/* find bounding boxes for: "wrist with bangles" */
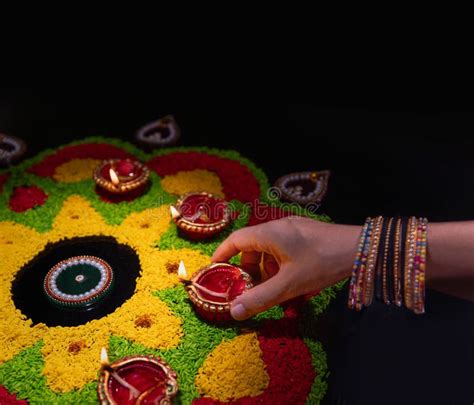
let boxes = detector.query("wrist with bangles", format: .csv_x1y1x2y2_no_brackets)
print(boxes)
348,216,428,314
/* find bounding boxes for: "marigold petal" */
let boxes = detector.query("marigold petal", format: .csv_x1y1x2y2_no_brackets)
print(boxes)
161,170,224,198
108,294,182,349
53,158,102,183
195,333,269,401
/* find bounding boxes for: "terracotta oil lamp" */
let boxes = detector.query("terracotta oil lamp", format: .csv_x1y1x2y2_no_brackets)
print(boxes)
0,133,27,166
274,170,330,205
93,158,150,196
97,348,178,405
135,115,180,148
178,261,253,322
170,192,231,240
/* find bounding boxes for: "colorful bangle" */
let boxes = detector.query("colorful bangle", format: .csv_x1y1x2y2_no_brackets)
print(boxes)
404,217,417,311
348,218,371,309
375,217,389,302
386,217,398,304
382,218,393,304
392,217,403,306
363,216,383,307
399,217,409,308
354,218,374,310
413,218,428,314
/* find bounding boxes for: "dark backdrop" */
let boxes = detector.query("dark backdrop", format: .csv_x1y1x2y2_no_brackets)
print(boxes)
1,92,473,404
3,91,474,224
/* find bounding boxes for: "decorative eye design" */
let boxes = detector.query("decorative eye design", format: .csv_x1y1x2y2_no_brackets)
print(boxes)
0,133,27,166
135,115,180,147
273,170,330,205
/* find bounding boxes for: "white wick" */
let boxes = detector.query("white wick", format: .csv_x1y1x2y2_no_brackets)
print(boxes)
178,262,230,299
100,347,140,400
186,207,205,222
190,281,230,299
109,168,120,186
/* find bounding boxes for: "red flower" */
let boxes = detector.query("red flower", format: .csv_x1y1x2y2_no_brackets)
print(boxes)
148,152,260,203
9,186,48,212
28,144,133,177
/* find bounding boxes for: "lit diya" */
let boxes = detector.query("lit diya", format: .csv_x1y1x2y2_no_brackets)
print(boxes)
98,348,178,405
0,133,27,166
178,261,253,322
43,255,114,310
93,158,150,194
135,115,180,148
170,191,231,240
274,170,330,205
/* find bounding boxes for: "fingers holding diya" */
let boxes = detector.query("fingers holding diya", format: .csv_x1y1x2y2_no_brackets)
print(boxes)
170,191,231,240
98,348,178,405
93,159,150,195
178,261,254,322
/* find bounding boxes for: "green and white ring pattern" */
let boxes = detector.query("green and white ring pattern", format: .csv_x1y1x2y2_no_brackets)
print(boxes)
43,255,114,309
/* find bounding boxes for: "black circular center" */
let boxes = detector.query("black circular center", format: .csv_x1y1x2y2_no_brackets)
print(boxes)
11,236,141,327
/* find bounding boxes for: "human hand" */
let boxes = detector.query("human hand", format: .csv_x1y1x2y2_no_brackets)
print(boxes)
212,216,361,320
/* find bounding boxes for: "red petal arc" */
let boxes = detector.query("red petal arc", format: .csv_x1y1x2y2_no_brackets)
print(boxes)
148,152,260,203
28,144,133,177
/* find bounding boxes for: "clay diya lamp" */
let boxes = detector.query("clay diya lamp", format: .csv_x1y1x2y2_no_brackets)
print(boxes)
135,115,180,148
98,348,178,405
170,192,231,240
93,158,150,196
178,261,253,322
274,170,330,205
0,133,27,166
43,255,114,310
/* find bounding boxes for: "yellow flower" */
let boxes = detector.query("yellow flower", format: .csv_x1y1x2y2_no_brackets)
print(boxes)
160,169,224,197
0,195,209,392
52,158,102,183
195,333,269,401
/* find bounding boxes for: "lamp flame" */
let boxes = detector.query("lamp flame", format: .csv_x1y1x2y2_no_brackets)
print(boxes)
100,346,140,400
178,260,187,279
170,205,181,220
177,262,231,299
100,347,109,366
109,168,120,186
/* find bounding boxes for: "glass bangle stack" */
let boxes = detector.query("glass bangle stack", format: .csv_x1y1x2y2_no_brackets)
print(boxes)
348,216,428,314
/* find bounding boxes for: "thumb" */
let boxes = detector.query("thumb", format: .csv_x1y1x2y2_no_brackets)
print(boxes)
230,271,290,320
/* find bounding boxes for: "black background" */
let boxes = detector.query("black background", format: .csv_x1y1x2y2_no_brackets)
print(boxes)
1,91,473,404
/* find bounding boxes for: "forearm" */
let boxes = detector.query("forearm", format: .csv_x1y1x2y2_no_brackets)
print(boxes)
427,222,474,300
